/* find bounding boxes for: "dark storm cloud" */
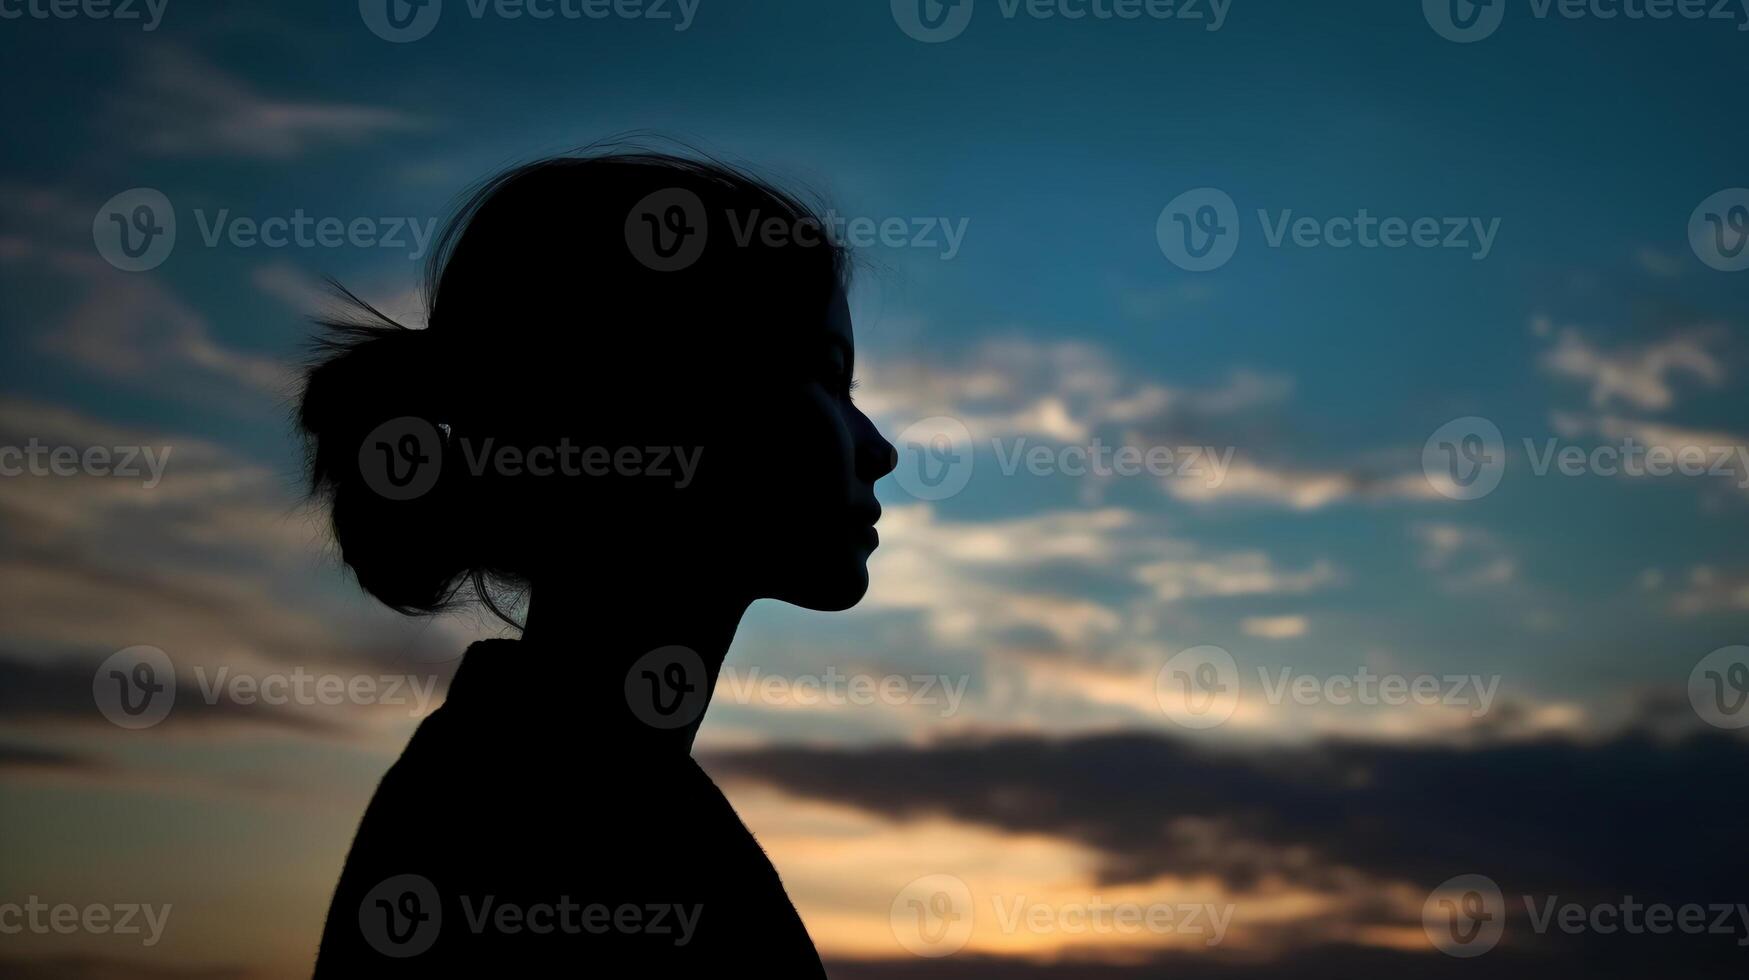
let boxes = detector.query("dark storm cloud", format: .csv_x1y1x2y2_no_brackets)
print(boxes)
709,727,1749,904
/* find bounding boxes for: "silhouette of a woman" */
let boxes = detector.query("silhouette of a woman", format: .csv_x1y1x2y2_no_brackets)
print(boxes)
301,150,895,975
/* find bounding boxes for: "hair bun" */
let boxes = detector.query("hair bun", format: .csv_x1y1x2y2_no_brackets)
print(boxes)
300,319,470,614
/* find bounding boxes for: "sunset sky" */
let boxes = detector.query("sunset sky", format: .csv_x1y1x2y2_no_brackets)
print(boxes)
3,1,1749,976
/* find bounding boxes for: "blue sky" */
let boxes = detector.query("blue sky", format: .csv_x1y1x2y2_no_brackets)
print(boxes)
3,0,1749,975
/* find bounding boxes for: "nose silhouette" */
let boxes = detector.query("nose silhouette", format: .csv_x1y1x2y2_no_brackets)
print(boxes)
859,410,898,484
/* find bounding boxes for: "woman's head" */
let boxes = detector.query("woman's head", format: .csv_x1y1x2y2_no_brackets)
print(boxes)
299,150,896,623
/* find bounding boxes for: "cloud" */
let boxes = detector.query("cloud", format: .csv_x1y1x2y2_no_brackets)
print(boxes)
1545,413,1749,499
1411,523,1516,591
1535,318,1724,412
0,399,475,698
861,339,1287,446
22,249,293,402
107,46,422,159
1161,459,1438,511
0,742,105,776
0,654,341,737
711,727,1749,904
1666,566,1749,616
1240,616,1308,640
866,504,1343,651
864,336,1443,512
864,505,1133,648
1136,554,1341,603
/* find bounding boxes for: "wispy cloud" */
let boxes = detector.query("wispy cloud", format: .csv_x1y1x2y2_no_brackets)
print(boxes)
106,45,423,159
1535,317,1724,412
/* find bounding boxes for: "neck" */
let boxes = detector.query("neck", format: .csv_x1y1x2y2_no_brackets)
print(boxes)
515,581,752,756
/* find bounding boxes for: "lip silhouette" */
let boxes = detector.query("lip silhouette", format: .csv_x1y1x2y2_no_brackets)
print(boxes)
851,505,882,547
